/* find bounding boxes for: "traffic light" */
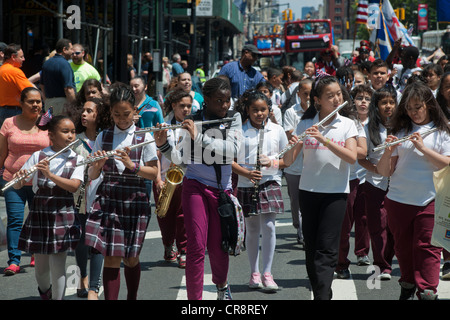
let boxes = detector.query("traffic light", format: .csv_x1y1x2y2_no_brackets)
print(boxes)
282,10,287,21
288,9,293,21
394,8,405,20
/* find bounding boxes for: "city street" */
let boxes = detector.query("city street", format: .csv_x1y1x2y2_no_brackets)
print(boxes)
2,178,450,306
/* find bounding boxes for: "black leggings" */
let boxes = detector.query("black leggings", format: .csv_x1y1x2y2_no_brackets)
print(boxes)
299,190,347,300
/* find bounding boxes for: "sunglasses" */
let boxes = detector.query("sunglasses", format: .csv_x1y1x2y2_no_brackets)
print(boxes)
72,51,83,56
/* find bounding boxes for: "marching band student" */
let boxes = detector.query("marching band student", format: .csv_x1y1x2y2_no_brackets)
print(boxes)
154,77,242,300
84,84,159,300
153,88,191,268
232,90,288,292
358,84,397,281
15,115,85,300
283,78,312,246
283,75,359,300
377,82,450,300
336,84,373,279
256,81,282,126
72,97,111,299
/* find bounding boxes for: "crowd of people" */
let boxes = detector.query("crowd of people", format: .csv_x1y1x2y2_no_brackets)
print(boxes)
0,37,450,302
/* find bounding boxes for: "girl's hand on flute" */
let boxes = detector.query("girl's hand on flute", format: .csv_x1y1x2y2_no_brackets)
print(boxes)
154,123,169,147
116,147,134,170
12,169,29,189
182,119,198,140
408,132,425,151
384,135,400,153
90,150,108,170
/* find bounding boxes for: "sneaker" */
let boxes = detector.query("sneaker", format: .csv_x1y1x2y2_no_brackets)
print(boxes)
442,262,450,280
399,282,416,300
377,272,391,281
177,250,186,269
217,284,232,300
419,289,438,300
30,255,35,267
248,272,263,289
38,286,52,300
164,245,177,262
336,269,351,279
262,272,279,292
4,264,20,276
356,255,370,266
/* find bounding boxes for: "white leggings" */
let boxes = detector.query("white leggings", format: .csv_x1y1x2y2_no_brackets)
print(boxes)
34,252,67,300
245,213,277,275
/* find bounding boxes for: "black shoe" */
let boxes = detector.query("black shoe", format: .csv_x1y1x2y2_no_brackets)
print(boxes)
399,282,416,300
336,269,350,279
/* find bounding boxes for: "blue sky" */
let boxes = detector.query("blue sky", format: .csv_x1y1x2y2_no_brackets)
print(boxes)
289,1,318,19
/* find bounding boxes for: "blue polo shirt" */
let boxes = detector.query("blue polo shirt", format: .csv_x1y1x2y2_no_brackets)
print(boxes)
218,60,265,99
41,54,76,98
138,94,164,130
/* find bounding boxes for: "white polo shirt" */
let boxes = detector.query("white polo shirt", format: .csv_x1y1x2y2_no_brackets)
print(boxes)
237,120,288,188
364,123,389,191
387,122,450,206
298,113,358,194
283,103,306,176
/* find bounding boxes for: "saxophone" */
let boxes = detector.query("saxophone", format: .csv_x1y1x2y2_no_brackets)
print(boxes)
155,164,184,218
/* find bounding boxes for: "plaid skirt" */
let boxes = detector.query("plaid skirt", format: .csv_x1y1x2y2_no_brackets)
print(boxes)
18,186,81,254
84,175,150,258
237,180,284,217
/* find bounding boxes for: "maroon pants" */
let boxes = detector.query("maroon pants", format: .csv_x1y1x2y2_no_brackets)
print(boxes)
337,179,370,270
362,182,395,274
153,183,187,253
385,198,442,296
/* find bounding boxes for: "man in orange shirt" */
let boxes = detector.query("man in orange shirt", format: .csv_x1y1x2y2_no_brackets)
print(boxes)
0,43,34,127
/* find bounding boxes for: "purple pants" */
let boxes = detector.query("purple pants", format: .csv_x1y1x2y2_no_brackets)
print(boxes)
182,178,229,300
362,182,395,274
385,198,442,296
337,179,370,270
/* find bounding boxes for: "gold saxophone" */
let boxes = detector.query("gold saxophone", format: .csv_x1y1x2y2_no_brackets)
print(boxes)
155,164,185,218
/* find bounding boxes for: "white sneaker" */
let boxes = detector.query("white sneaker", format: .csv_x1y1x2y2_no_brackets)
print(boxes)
217,284,232,300
262,272,279,292
378,272,391,280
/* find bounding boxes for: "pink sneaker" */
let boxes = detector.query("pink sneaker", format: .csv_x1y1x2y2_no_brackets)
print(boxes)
262,272,278,292
248,272,263,289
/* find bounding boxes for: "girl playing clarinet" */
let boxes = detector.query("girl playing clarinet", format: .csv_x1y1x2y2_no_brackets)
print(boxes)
84,84,158,300
377,81,450,300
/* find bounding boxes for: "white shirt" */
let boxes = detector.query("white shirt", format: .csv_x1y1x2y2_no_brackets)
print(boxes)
350,120,367,182
22,147,85,193
364,123,389,191
92,124,158,175
283,103,306,176
387,122,450,206
237,120,288,188
298,113,358,193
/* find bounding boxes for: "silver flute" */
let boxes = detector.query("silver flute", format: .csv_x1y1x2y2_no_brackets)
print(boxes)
2,139,81,192
372,127,439,152
76,139,158,167
136,117,235,133
277,101,348,158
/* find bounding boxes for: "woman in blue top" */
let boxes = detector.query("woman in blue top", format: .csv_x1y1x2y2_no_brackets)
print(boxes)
130,76,164,129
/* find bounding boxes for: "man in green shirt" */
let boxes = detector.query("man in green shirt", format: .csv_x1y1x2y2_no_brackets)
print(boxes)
70,43,101,92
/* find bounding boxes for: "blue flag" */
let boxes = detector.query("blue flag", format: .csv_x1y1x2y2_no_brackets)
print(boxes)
233,0,247,15
376,11,394,61
437,0,450,23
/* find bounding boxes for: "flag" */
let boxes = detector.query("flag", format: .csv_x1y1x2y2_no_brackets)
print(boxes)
356,0,369,24
437,0,450,23
233,0,247,15
375,11,394,61
382,0,415,46
39,107,53,126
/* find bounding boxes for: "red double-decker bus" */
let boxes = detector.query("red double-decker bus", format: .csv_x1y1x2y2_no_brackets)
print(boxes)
253,34,285,69
283,19,333,70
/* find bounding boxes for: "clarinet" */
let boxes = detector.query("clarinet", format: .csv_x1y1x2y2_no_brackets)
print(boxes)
250,121,265,215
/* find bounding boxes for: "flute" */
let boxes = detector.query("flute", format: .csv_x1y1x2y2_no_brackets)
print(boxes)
277,101,348,158
136,117,235,133
76,138,159,167
2,139,81,192
372,127,439,152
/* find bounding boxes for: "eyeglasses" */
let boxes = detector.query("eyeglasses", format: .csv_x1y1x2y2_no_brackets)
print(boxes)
72,51,82,56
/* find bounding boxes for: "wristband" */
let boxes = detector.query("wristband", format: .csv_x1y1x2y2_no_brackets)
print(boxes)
271,159,279,169
323,138,331,147
157,141,170,153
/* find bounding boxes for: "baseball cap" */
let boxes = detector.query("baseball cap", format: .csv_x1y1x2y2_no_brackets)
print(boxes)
0,42,7,53
242,44,262,56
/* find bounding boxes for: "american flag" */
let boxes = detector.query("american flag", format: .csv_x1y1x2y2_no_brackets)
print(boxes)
356,0,369,24
39,107,53,126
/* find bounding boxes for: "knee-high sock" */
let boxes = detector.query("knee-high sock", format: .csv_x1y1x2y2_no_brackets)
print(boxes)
124,263,141,300
103,267,120,300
